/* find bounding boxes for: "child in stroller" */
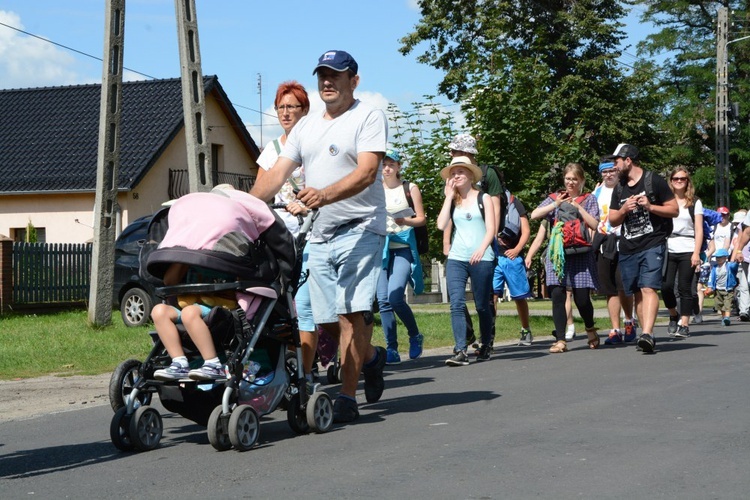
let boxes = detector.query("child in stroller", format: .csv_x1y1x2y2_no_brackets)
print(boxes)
108,186,334,452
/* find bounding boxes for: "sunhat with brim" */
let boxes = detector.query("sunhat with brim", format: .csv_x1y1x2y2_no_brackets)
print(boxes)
440,156,482,183
733,211,747,224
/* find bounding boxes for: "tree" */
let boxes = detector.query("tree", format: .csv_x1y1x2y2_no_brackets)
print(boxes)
631,0,750,208
25,219,37,243
400,0,662,205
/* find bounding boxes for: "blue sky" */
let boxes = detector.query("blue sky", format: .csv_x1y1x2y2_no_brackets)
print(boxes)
0,0,654,147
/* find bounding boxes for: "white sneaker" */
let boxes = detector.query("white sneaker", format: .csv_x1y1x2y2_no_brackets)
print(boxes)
691,314,703,324
565,324,576,341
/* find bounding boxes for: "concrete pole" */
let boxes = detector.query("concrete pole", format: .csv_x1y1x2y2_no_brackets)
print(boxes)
716,7,730,209
174,0,211,193
88,0,126,326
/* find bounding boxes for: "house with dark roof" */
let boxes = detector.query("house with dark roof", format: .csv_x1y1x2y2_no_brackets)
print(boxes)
0,76,260,243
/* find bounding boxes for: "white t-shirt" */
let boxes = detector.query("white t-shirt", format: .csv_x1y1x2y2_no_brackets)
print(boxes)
668,199,703,253
593,183,618,234
713,222,732,252
256,136,305,236
282,99,387,242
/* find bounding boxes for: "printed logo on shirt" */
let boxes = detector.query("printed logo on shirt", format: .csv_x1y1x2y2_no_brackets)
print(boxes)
620,190,654,240
328,144,339,156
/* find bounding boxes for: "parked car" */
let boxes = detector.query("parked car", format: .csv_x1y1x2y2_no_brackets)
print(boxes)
113,214,158,327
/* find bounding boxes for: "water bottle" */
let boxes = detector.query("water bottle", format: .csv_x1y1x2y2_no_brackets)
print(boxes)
242,361,261,382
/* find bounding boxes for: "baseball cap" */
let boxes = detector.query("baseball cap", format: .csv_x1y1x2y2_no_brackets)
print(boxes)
605,143,640,161
733,210,747,224
448,134,478,155
385,149,402,163
717,206,730,215
714,248,730,258
312,50,358,75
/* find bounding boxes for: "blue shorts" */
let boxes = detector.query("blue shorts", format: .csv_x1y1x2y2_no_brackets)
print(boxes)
618,244,665,296
294,243,315,332
492,255,533,300
308,227,384,324
174,303,212,324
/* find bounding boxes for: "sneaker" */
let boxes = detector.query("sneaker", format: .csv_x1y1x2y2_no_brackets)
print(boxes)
409,334,424,360
154,362,189,381
188,362,226,381
518,328,533,346
740,312,750,322
674,325,690,339
623,321,637,342
604,329,623,346
636,333,656,353
333,396,359,423
363,346,386,403
565,324,576,341
723,317,731,327
668,316,679,336
385,348,401,365
691,314,703,325
476,344,492,362
445,350,470,366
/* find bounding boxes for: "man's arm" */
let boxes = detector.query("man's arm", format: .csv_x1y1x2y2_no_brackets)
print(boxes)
249,156,299,202
296,151,383,209
733,225,750,262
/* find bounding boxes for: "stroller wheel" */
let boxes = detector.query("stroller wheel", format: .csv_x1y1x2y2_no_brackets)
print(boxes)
306,392,333,433
207,406,232,451
229,405,260,451
109,359,152,412
110,407,134,452
286,395,310,434
129,407,163,451
326,364,341,385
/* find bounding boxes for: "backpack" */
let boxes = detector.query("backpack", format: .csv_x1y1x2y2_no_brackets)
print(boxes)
402,181,429,255
479,165,509,234
688,203,723,252
613,170,656,205
498,190,523,249
549,192,593,255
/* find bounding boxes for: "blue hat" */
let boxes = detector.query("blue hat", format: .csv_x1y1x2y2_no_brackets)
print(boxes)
313,50,358,75
385,149,401,163
599,161,615,173
714,248,730,258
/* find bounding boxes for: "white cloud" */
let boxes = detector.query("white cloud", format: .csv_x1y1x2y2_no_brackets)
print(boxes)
0,10,83,89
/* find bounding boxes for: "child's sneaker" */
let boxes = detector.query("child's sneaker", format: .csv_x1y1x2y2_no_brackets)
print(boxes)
565,324,576,341
188,362,226,381
723,317,731,327
518,328,533,346
604,329,623,345
385,348,401,365
409,333,424,360
668,316,679,336
154,362,189,381
623,321,637,343
674,325,690,339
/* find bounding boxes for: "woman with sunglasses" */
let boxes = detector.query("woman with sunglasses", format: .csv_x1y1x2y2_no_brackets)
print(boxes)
661,167,703,339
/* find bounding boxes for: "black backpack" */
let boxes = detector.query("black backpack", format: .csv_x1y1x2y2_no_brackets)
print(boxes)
402,181,429,255
479,164,509,234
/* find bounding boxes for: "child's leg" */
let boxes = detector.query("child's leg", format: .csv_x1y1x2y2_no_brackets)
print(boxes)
181,305,218,361
151,303,185,360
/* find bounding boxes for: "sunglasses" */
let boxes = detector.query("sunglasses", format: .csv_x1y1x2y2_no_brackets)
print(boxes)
671,177,688,182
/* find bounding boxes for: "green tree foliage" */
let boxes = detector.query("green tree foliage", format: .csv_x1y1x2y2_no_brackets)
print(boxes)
631,0,750,208
25,219,37,243
400,0,662,206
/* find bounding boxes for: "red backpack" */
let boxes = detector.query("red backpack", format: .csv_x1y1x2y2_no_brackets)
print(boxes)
549,192,593,254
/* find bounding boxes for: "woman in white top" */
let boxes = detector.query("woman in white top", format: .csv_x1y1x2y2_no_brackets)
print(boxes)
661,166,703,338
377,149,426,364
437,156,496,366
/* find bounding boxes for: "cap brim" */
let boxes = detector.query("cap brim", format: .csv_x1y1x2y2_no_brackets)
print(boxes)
312,64,349,75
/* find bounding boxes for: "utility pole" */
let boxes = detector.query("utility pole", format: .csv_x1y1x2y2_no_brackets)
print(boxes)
716,6,730,209
174,0,211,193
257,73,263,146
88,0,125,326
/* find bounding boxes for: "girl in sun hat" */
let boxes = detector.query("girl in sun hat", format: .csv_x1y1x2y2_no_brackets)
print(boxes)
437,156,497,366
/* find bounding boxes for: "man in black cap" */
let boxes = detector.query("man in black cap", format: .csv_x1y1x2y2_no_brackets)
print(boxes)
607,143,678,353
251,50,388,423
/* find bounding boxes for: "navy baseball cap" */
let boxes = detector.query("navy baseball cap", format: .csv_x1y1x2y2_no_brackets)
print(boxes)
313,50,358,75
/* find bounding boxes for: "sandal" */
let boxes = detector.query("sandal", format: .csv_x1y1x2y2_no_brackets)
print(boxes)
549,340,568,353
586,327,600,350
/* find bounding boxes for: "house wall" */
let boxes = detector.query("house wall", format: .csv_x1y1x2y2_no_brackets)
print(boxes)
0,94,258,244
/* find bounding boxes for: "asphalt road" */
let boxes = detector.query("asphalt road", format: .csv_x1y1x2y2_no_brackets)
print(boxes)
1,313,749,499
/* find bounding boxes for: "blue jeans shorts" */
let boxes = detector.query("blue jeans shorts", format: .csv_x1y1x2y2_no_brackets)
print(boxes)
173,303,212,324
619,244,665,296
294,243,315,332
492,255,533,299
308,227,384,324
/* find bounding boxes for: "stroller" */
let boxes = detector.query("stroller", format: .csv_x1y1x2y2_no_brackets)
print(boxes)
109,189,333,452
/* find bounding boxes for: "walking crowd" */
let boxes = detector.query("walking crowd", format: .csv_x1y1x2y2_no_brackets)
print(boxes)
154,48,750,425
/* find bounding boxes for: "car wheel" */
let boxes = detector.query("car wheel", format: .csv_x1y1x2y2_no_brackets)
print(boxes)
120,287,153,327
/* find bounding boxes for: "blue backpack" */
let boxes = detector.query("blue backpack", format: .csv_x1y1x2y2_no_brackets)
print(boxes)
689,204,723,252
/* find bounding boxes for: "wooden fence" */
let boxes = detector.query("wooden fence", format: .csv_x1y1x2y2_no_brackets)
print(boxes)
12,242,92,304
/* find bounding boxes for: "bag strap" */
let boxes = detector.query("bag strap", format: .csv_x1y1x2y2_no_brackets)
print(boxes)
272,139,281,155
